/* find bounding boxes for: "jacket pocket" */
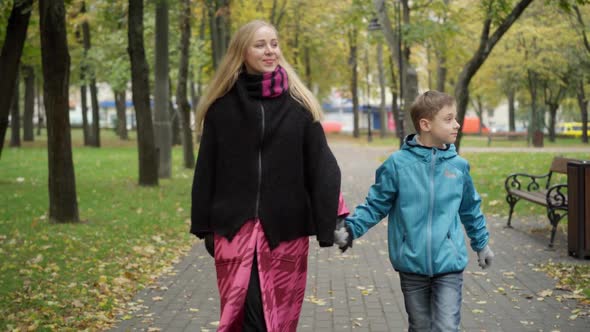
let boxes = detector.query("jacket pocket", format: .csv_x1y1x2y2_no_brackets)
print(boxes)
398,232,407,260
447,232,459,258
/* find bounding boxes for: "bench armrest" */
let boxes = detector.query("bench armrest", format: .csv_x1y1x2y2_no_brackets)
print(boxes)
546,184,568,209
504,172,550,193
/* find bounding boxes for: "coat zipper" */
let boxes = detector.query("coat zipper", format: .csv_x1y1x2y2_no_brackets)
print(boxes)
427,149,437,276
255,103,265,219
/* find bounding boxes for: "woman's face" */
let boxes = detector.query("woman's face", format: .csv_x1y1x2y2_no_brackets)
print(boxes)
244,26,281,75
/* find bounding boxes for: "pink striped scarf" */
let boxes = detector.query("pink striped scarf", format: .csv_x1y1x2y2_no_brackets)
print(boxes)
261,65,288,98
242,65,289,99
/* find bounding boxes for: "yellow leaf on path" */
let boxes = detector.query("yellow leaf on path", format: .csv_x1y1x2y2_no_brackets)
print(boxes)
152,296,163,301
209,321,220,326
472,309,484,314
189,308,199,312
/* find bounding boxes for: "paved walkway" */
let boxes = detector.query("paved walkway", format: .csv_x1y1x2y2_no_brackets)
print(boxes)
109,142,590,332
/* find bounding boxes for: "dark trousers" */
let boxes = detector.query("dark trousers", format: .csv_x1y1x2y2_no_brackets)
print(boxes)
242,253,267,331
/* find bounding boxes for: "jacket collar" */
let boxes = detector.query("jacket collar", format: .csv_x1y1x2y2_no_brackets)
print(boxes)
402,134,457,161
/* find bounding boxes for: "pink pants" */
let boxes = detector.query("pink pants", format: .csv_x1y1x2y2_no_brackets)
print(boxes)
214,220,308,332
213,194,349,331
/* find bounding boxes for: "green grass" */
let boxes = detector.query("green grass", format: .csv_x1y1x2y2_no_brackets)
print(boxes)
1,129,589,330
1,130,196,331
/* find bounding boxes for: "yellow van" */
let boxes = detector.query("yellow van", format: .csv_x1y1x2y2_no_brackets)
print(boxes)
556,122,589,137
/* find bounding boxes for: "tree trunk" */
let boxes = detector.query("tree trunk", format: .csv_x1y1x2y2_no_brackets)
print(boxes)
190,9,206,143
81,1,100,147
36,76,44,136
0,0,32,159
269,0,287,29
23,65,35,141
349,28,360,138
388,54,403,147
207,0,230,69
10,72,21,147
527,69,544,147
154,0,172,178
453,0,533,152
114,89,128,139
80,84,90,145
169,77,181,145
436,52,447,92
39,0,79,222
128,0,159,186
470,96,484,136
89,78,100,147
543,82,565,143
507,88,516,132
304,44,312,88
547,103,558,142
176,0,195,169
401,0,418,135
373,0,417,135
377,40,387,138
578,81,589,144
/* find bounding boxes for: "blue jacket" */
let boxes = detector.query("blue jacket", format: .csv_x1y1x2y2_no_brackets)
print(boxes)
346,134,489,276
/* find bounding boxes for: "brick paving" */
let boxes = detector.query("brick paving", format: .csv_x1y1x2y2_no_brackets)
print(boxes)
109,142,590,332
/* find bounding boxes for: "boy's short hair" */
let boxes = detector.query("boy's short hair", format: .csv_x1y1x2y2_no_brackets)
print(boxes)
410,90,455,133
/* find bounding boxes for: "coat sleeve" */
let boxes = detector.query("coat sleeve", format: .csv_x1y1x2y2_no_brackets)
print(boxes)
459,162,489,252
190,112,217,239
345,158,397,239
304,120,341,247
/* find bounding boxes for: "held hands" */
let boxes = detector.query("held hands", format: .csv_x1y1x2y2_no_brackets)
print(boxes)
334,217,353,253
477,245,494,269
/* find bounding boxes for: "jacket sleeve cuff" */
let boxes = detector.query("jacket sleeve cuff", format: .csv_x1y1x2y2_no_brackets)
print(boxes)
318,240,334,247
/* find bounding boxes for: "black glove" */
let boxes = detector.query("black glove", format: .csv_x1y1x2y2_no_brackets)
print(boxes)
204,233,214,258
334,217,353,253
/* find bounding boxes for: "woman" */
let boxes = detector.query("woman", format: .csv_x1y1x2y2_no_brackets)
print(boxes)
190,20,348,331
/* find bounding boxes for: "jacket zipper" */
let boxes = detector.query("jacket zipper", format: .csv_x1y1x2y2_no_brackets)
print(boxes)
427,149,437,276
255,103,265,219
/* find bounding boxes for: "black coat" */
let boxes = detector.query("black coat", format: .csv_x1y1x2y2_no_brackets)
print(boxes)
190,77,341,249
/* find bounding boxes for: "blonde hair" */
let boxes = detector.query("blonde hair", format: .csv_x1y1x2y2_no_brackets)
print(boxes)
195,20,323,130
410,90,455,133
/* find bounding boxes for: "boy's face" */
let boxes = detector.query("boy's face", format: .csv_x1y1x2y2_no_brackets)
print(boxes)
420,104,460,147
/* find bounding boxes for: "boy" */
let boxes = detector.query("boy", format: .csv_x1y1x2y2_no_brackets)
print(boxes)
335,90,494,332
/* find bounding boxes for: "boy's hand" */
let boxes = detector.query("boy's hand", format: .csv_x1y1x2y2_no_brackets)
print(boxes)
477,245,494,269
334,218,353,253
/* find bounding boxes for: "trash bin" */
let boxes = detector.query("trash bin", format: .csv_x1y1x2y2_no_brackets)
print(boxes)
532,130,544,147
567,160,590,259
